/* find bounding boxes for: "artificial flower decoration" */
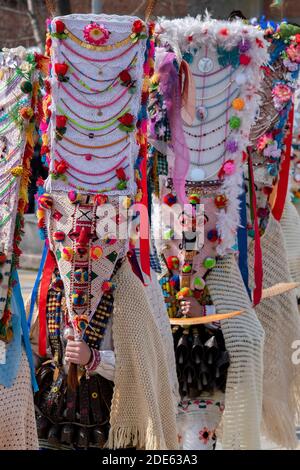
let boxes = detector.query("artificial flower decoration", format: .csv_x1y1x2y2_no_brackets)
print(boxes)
286,43,300,64
232,97,245,111
53,159,68,176
199,428,212,445
272,83,292,110
166,255,180,271
116,167,128,190
56,115,68,129
119,69,132,84
238,39,251,52
19,106,33,120
218,159,236,179
54,62,69,82
176,287,193,300
83,22,110,46
257,132,273,151
118,112,135,132
94,194,108,206
52,20,67,39
131,19,147,43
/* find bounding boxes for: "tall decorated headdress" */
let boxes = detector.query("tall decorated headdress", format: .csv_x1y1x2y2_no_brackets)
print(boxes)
37,14,154,354
0,47,38,343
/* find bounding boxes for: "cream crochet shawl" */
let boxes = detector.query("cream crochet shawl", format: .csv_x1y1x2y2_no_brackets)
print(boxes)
109,260,179,450
248,214,300,448
280,199,300,296
206,255,265,450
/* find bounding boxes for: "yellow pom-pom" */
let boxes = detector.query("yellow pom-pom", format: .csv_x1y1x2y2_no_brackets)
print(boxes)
122,196,133,209
90,245,103,261
61,247,74,261
151,72,159,84
11,166,23,176
135,189,143,202
232,97,245,111
42,134,49,145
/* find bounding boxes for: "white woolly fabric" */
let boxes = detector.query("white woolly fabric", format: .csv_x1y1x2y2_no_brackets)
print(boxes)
248,214,300,448
144,271,180,411
47,14,147,196
280,198,300,295
109,260,179,450
156,16,269,255
206,255,265,450
0,350,39,450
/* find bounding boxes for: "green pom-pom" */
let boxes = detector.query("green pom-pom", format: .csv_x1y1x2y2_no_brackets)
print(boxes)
20,80,32,93
229,116,241,129
203,257,216,270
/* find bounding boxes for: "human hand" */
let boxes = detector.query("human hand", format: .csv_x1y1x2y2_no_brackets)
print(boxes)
180,296,201,317
65,336,92,366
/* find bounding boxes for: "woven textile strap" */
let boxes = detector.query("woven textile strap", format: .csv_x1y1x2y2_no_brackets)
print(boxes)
38,250,57,356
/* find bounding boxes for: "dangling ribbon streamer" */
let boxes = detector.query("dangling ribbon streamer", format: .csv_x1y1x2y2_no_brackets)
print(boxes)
12,270,38,392
38,249,56,356
248,154,263,306
159,52,190,205
237,177,251,299
27,242,48,330
271,105,294,221
179,59,196,126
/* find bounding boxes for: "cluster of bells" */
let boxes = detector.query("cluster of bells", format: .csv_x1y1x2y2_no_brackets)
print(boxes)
173,325,230,398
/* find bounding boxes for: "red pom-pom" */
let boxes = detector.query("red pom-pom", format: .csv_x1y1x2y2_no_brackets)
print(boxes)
166,256,180,271
163,193,177,206
240,54,251,65
132,19,144,34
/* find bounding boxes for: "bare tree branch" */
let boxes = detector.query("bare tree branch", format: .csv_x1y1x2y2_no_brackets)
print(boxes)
0,6,26,15
130,0,147,16
26,0,43,50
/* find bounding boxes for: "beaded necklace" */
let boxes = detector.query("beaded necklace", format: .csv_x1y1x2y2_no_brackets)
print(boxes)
196,79,235,100
0,214,11,227
60,96,131,122
57,140,130,160
61,83,128,109
197,87,239,108
67,121,119,138
57,104,129,131
62,39,137,64
55,149,128,176
193,64,230,78
61,50,137,84
0,71,19,91
68,80,114,96
64,26,132,51
65,163,129,186
0,120,14,135
68,179,126,194
190,150,227,167
195,70,233,90
184,121,229,138
188,134,230,152
186,103,234,128
58,133,128,149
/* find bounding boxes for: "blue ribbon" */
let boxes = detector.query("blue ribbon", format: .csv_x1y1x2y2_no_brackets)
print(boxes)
12,270,38,392
237,182,251,299
27,242,48,330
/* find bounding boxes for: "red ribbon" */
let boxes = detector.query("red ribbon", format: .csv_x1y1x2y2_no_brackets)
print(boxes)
248,155,263,306
272,105,294,221
38,249,56,356
140,145,151,280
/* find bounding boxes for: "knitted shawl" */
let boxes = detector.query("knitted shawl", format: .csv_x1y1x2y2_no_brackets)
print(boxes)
280,199,300,296
206,255,265,450
109,260,179,450
248,214,300,448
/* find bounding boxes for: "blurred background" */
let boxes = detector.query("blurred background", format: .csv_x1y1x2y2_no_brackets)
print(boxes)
0,0,299,50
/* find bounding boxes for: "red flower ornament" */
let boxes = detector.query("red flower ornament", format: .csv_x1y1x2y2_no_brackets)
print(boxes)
55,20,65,34
54,160,68,175
240,54,251,65
56,115,68,128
